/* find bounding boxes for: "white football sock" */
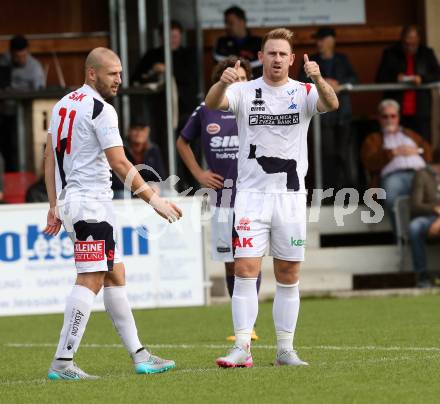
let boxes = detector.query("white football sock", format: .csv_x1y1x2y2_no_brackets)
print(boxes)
103,286,143,355
273,281,300,352
54,285,95,359
232,276,258,348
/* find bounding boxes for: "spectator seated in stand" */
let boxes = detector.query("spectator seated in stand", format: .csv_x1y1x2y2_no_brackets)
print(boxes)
361,99,431,233
409,148,440,288
0,34,45,91
112,118,166,199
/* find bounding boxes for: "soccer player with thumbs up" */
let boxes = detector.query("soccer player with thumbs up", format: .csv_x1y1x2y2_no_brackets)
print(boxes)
206,28,339,368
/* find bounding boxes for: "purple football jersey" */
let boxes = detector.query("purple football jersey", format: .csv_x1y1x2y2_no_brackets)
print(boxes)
181,103,238,207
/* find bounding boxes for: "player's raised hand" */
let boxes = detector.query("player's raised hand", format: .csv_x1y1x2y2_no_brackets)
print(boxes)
149,194,183,223
220,60,241,85
303,54,321,82
43,207,62,236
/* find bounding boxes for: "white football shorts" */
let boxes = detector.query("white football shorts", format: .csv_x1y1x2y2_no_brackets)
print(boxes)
210,206,234,263
57,197,122,273
233,191,307,261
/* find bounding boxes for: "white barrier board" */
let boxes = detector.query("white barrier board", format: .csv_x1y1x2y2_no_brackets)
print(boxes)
0,198,204,316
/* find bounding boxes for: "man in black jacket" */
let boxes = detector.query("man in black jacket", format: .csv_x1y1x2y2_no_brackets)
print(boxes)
131,20,199,192
299,27,358,189
214,6,262,77
131,20,198,130
376,25,440,142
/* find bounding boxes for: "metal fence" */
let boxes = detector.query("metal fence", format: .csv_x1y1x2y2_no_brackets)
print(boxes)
312,81,440,190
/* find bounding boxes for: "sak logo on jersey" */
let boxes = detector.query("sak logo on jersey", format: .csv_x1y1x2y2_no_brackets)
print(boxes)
249,113,299,126
69,92,86,102
206,123,221,135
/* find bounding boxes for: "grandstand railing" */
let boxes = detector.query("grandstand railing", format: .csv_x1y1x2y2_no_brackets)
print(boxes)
312,81,440,191
2,81,440,186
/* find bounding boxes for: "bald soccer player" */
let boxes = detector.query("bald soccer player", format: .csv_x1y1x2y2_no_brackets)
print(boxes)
44,47,182,380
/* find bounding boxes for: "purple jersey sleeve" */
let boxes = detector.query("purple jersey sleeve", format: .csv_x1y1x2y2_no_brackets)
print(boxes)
181,103,203,141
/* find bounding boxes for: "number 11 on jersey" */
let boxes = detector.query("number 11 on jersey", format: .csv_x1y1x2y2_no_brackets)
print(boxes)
57,107,77,154
55,107,77,189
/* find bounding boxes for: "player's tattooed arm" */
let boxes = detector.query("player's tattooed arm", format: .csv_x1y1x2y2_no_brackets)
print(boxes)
303,54,339,112
314,76,339,112
205,60,241,110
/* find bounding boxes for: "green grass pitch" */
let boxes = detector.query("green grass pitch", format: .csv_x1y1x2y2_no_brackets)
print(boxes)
1,294,440,403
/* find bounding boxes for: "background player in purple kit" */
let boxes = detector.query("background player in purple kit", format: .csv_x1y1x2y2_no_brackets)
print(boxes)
177,56,261,341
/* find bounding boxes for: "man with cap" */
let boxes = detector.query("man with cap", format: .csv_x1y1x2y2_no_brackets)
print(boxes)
299,27,358,190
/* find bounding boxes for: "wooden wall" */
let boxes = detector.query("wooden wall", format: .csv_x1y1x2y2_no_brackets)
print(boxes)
202,0,426,117
0,0,109,86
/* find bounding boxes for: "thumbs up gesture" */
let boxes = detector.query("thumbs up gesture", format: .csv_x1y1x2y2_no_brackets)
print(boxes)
220,59,241,85
303,54,321,82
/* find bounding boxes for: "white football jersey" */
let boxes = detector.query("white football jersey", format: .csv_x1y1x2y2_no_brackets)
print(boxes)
48,84,123,200
226,77,320,193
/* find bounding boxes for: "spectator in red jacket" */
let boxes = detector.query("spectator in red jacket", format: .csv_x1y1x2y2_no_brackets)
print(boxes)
376,25,440,141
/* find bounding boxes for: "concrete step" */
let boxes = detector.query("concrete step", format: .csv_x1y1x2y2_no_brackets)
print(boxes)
311,205,392,235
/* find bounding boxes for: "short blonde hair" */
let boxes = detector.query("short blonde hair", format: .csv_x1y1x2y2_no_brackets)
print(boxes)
261,28,294,52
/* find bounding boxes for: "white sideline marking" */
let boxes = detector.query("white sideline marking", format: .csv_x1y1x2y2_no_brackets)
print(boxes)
5,342,440,352
2,355,440,387
0,366,277,386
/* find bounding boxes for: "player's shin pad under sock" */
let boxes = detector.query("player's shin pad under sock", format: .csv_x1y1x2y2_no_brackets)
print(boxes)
54,285,95,359
232,276,259,347
104,286,143,354
273,281,300,351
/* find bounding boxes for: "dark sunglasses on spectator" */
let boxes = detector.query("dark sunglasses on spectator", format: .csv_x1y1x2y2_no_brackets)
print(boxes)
381,114,398,119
